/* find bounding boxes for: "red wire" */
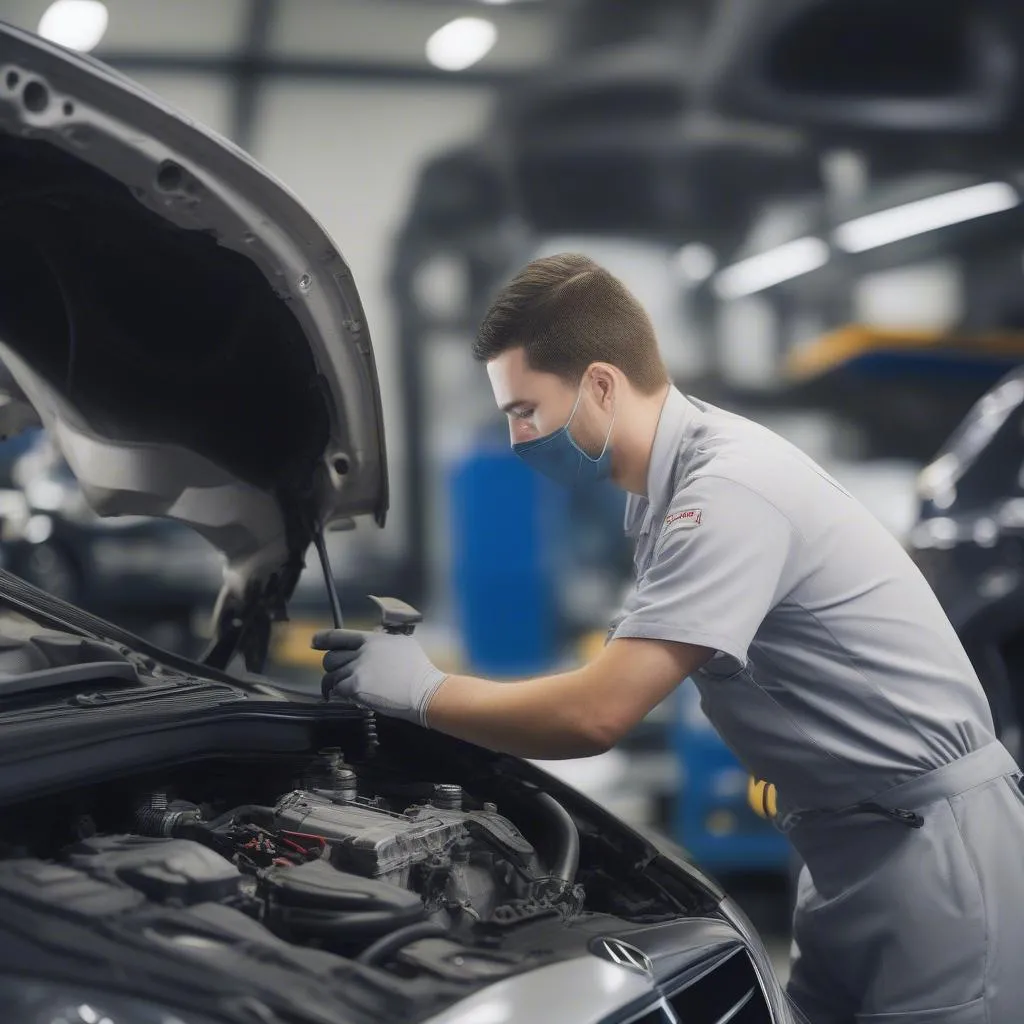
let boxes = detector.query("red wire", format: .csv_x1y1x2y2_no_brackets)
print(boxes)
280,830,327,848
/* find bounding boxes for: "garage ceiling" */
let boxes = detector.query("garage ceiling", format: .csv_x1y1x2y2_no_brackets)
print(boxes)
0,0,555,76
0,0,555,147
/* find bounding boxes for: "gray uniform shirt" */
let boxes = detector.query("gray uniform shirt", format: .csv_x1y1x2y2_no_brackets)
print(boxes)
610,387,996,815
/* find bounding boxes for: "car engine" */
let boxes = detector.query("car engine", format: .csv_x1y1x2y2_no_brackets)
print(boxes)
0,734,758,1024
0,747,588,964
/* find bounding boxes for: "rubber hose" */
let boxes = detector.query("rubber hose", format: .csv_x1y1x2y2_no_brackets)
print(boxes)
533,792,580,885
201,805,276,830
355,922,448,966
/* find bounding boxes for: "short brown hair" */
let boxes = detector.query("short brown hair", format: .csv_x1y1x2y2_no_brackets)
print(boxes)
473,253,669,394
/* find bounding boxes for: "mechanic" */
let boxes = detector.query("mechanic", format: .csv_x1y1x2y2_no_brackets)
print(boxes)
314,253,1024,1023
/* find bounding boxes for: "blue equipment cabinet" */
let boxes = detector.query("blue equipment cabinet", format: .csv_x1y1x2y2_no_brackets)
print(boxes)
448,441,569,676
671,682,790,873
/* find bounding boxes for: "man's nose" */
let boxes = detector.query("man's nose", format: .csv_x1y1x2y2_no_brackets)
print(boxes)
510,420,537,444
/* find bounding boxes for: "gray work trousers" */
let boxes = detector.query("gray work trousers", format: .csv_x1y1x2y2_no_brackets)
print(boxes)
786,740,1024,1023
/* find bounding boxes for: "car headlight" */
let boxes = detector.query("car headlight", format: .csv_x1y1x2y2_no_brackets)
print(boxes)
0,975,221,1024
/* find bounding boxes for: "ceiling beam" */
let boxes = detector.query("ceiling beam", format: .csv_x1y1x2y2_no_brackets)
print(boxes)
100,52,523,88
232,0,277,149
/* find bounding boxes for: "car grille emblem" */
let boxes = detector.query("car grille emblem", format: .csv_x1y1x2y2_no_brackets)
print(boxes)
595,938,654,976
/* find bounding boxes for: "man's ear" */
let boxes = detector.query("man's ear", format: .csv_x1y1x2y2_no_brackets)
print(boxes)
588,363,618,410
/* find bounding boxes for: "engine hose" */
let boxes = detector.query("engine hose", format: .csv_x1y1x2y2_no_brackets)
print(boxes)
533,792,580,885
201,805,276,830
355,922,449,966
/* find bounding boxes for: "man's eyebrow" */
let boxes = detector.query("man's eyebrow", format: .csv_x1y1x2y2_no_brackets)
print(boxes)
500,399,531,414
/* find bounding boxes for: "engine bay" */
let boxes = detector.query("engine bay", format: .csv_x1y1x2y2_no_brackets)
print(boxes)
0,744,694,992
111,747,587,950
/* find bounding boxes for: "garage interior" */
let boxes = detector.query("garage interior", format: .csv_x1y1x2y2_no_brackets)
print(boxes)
2,0,1024,1000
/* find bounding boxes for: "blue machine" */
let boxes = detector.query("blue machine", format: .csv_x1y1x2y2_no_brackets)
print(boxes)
448,440,569,676
448,427,629,676
670,682,790,873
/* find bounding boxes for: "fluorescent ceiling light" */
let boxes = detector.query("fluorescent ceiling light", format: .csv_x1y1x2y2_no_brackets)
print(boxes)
833,181,1019,254
38,0,109,53
426,17,497,72
713,236,829,300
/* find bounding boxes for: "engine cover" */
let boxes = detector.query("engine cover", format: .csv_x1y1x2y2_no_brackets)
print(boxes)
67,835,239,904
262,858,425,948
272,790,539,889
274,790,463,884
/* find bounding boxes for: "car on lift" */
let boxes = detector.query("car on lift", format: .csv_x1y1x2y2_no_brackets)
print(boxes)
0,20,795,1024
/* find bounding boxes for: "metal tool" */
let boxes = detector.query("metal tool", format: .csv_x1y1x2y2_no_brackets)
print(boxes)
313,525,344,630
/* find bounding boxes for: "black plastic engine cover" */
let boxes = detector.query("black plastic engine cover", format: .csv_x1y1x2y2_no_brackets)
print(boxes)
263,858,422,913
68,835,240,904
262,859,425,946
0,858,144,917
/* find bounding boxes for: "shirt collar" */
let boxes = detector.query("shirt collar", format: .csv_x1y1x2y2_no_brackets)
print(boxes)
624,386,695,535
645,386,693,511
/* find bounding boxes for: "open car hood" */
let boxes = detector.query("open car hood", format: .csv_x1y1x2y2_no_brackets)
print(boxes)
0,23,388,669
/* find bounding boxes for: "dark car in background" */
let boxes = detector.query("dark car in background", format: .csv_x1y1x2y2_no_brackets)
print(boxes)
0,428,222,652
910,367,1024,761
0,20,795,1024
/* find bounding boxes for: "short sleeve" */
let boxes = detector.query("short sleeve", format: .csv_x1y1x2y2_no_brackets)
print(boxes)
610,476,795,667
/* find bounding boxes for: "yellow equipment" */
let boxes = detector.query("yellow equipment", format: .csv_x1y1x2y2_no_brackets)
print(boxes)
747,776,777,820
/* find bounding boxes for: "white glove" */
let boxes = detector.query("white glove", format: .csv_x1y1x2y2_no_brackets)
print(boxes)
312,628,448,727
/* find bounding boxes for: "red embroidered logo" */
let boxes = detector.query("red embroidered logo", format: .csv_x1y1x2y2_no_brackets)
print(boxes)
665,508,702,529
